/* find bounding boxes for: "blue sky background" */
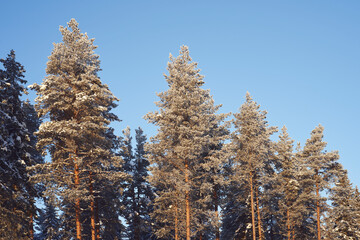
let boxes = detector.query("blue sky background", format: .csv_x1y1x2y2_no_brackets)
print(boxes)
1,1,359,187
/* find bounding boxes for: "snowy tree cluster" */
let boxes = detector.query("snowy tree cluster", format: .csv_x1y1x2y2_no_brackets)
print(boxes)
1,19,359,240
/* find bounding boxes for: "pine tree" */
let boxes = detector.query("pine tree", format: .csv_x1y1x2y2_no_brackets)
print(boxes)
122,127,155,240
145,46,228,240
301,125,339,240
325,166,360,239
0,50,41,239
29,19,126,240
227,93,277,240
287,142,316,240
276,126,298,240
221,156,252,240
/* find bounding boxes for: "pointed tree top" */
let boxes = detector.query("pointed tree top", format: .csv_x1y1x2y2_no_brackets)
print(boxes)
178,45,191,62
68,18,79,31
281,125,288,133
245,91,252,102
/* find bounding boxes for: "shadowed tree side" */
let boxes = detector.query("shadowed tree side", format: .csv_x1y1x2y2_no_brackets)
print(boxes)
122,127,156,240
0,51,42,239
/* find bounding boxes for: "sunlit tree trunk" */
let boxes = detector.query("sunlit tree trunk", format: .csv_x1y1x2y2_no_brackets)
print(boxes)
214,187,220,240
316,181,321,240
89,172,96,240
74,161,82,240
256,188,262,240
185,161,191,240
175,203,179,240
95,198,100,239
287,209,291,240
249,174,256,240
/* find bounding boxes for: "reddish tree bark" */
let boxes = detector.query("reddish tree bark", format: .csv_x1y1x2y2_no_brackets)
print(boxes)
256,188,262,240
316,182,321,240
249,174,256,240
185,162,191,240
89,172,96,240
74,162,82,240
175,203,179,240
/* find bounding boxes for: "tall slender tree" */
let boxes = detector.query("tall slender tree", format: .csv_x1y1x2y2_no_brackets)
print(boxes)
145,46,227,240
276,126,299,240
0,50,41,239
301,125,339,240
30,19,126,239
227,92,277,240
122,127,155,240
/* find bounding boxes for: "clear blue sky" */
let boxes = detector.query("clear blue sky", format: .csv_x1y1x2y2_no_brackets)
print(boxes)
1,1,359,187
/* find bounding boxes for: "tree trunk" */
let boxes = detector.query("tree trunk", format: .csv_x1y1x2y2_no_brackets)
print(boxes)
74,162,82,240
249,174,256,240
89,172,96,240
316,182,321,240
214,186,220,240
287,209,291,240
175,203,179,240
29,210,34,240
95,198,100,239
256,188,262,240
185,162,191,240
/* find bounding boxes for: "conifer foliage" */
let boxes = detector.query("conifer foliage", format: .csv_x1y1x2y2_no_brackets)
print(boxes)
301,125,340,240
145,46,228,240
122,127,155,240
225,93,277,240
0,50,42,239
326,167,360,239
30,19,126,240
2,18,360,240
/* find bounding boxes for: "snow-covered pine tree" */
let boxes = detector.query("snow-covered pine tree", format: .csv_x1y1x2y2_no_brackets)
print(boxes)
192,113,229,240
30,19,126,240
325,166,360,239
227,93,277,240
0,50,42,239
221,156,253,240
145,46,228,240
276,126,299,240
301,125,339,240
122,127,155,240
287,142,316,239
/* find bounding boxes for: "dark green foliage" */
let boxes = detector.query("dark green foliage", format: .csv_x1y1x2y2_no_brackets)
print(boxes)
0,50,42,239
122,127,155,240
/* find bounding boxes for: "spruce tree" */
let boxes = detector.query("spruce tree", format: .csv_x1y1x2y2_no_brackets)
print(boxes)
0,50,41,239
122,127,155,240
145,46,228,240
227,93,277,240
30,19,126,240
35,198,61,240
